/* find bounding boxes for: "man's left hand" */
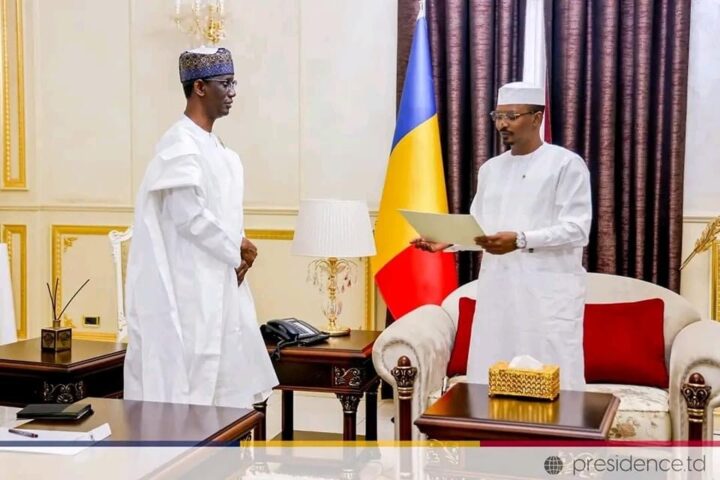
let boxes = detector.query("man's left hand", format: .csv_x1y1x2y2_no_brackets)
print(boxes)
235,260,250,286
475,231,518,255
241,237,258,267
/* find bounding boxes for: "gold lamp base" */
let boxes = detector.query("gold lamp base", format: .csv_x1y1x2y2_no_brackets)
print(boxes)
307,256,356,338
323,324,351,337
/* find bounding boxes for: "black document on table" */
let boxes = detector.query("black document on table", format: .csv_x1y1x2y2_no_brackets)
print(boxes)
16,403,93,421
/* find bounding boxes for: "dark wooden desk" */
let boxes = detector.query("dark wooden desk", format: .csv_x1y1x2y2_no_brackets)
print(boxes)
0,338,126,406
23,396,264,443
1,397,264,480
265,330,381,441
415,383,619,441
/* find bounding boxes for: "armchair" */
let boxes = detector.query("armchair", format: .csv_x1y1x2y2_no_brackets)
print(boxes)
373,272,719,441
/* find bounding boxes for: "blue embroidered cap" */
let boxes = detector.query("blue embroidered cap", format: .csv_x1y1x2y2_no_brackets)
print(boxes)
179,47,234,83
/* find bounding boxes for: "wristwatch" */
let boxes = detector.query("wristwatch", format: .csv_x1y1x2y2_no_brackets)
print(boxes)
515,231,527,249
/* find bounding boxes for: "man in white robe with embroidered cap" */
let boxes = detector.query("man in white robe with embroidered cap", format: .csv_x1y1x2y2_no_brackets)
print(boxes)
412,82,592,389
124,47,278,407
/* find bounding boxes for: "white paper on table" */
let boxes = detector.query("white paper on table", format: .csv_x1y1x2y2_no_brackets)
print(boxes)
0,423,111,455
0,406,21,427
399,209,485,250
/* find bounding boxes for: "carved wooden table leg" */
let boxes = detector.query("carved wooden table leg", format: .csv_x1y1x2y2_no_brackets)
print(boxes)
365,379,380,441
252,399,268,441
42,380,85,403
281,390,294,440
337,393,361,441
391,356,417,441
682,372,711,441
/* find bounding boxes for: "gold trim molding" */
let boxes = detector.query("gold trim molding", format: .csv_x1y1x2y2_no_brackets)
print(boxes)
246,229,294,242
246,229,376,331
51,225,127,329
712,241,719,321
72,331,118,342
1,223,26,338
1,0,26,190
0,204,135,213
684,215,720,224
0,204,380,217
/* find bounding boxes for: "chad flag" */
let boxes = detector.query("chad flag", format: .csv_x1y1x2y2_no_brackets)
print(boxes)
372,12,458,320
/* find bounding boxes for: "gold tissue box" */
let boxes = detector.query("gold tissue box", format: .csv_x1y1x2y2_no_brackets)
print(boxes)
488,361,560,400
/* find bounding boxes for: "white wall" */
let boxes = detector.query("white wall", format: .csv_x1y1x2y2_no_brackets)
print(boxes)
0,0,397,339
680,0,720,318
683,0,720,217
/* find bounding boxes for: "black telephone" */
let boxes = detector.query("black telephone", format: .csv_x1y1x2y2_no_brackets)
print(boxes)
261,318,329,348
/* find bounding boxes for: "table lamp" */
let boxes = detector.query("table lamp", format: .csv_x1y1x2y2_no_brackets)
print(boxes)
291,199,376,336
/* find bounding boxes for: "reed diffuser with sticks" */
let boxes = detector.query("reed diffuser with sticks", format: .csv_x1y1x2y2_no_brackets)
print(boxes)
41,278,90,352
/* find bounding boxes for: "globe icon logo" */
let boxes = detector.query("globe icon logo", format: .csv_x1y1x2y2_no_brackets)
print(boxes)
544,456,564,475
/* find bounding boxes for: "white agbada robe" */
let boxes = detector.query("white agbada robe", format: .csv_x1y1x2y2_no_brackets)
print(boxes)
124,115,278,407
466,142,592,390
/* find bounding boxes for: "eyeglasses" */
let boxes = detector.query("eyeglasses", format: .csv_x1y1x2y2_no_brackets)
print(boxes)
489,111,537,122
203,79,238,91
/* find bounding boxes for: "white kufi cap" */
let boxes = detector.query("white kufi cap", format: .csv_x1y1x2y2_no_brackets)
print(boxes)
497,81,545,106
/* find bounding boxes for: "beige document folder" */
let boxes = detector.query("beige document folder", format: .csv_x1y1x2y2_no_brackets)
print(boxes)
399,209,485,250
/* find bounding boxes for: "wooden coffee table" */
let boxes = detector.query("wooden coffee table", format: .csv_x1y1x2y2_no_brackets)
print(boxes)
415,382,619,441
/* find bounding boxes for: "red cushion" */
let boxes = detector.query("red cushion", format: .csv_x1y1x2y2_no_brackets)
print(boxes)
583,298,668,388
446,297,476,377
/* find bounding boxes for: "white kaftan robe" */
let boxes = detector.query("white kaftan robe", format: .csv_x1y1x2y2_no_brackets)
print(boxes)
124,115,278,407
466,143,592,390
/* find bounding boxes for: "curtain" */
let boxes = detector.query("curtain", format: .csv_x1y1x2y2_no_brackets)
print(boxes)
397,0,526,284
398,0,690,291
547,0,691,291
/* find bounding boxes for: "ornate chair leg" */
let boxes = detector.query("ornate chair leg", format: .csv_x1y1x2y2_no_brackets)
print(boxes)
391,356,417,441
681,372,711,441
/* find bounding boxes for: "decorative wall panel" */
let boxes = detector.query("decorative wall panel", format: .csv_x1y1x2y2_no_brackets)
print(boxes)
1,223,26,338
1,0,26,189
51,225,127,341
712,241,719,321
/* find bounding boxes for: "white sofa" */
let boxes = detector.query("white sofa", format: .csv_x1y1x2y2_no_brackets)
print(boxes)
373,272,720,441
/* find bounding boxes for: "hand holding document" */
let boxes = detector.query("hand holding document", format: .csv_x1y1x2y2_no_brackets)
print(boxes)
400,209,485,251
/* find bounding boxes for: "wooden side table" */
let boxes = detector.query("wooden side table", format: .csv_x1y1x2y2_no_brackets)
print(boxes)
265,330,382,441
0,338,126,406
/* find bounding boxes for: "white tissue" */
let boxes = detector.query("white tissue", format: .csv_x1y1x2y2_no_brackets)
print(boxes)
508,355,543,370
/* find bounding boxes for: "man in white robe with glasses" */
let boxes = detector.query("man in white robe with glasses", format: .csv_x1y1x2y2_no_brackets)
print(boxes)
124,47,278,407
412,82,592,389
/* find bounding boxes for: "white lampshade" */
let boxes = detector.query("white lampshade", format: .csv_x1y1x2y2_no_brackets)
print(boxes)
292,199,376,258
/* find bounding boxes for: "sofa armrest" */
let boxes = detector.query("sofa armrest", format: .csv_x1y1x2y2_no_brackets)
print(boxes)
372,304,456,440
669,320,720,440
